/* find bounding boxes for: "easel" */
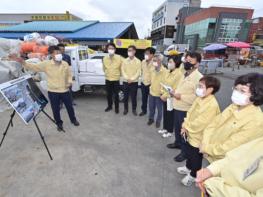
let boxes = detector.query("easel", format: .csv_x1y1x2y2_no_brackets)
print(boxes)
0,108,63,160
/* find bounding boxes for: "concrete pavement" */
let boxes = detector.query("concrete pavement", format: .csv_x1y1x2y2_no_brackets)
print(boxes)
0,67,262,197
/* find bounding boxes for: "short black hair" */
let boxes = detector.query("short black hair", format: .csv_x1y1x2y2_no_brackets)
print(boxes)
145,47,156,55
57,43,65,48
234,73,263,106
128,45,136,51
106,43,116,49
168,55,182,68
188,52,202,63
200,76,221,94
48,45,60,54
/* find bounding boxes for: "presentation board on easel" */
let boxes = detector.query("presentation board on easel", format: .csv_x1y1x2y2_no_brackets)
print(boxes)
0,75,54,160
0,75,48,124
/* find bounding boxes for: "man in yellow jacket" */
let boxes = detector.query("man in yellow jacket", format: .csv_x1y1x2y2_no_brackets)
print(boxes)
177,76,221,186
121,45,141,116
12,46,79,131
139,47,155,116
147,54,166,128
168,52,203,163
196,136,263,197
103,43,123,114
200,73,263,163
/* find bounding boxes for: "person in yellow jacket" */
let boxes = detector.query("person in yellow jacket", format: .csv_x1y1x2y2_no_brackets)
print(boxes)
121,45,141,116
103,43,123,114
11,46,79,131
139,47,155,116
196,136,263,197
177,76,221,186
147,54,166,128
167,52,203,163
200,73,263,163
158,55,184,138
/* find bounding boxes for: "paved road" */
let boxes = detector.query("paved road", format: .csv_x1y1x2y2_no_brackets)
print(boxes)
0,68,261,197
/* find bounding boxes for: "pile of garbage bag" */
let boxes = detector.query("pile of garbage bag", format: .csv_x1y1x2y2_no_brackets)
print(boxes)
0,32,59,112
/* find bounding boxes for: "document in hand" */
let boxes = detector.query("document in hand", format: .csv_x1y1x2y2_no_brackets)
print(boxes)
160,83,173,93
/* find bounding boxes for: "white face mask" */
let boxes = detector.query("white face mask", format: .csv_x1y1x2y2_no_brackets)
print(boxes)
196,88,205,98
153,62,158,67
167,63,175,70
181,56,186,63
128,51,134,57
153,62,160,72
54,54,62,62
144,54,149,61
231,90,249,106
108,49,115,55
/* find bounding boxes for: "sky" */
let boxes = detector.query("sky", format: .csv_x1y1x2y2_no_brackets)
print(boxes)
0,0,262,38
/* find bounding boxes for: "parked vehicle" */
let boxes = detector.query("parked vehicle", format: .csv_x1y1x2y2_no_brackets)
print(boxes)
65,46,106,92
65,46,125,100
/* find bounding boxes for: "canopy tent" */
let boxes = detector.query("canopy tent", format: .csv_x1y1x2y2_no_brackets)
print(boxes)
203,43,227,51
226,41,251,48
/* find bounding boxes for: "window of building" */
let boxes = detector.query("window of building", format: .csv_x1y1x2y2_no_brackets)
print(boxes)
163,18,165,25
218,17,243,42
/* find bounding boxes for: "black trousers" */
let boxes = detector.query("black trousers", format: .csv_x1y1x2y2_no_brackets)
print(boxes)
106,80,120,110
162,102,174,133
174,109,187,154
48,91,76,126
185,142,203,177
123,82,138,111
141,83,150,113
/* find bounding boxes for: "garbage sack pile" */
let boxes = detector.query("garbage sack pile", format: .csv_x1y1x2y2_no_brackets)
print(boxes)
0,38,22,58
0,32,59,112
20,33,59,61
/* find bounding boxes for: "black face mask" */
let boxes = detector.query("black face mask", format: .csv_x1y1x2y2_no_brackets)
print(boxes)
184,62,195,71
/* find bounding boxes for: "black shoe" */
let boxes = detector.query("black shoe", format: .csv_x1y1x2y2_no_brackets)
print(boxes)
147,119,154,126
105,107,112,112
132,110,137,116
156,122,161,128
57,125,63,132
167,143,181,149
174,153,186,162
123,109,128,115
139,112,146,116
115,108,119,114
72,120,80,126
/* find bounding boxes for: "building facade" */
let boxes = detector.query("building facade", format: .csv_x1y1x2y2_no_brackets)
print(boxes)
248,17,263,45
150,0,201,48
182,7,253,50
0,11,82,28
175,6,202,44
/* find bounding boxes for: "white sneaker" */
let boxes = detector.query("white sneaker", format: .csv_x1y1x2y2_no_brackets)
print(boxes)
158,129,167,134
181,174,195,187
177,166,191,175
162,132,173,138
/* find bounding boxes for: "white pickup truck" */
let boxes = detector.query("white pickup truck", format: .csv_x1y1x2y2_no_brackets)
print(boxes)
65,46,107,93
